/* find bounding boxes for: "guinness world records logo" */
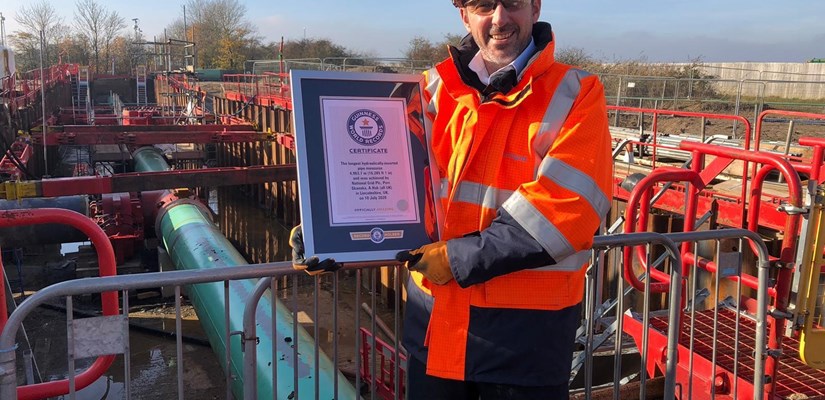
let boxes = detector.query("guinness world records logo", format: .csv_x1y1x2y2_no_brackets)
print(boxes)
347,109,385,146
369,227,385,244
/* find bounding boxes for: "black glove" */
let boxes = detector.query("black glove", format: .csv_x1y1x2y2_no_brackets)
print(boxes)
289,225,342,275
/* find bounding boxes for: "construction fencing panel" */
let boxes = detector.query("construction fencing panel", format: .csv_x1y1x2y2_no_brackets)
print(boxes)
253,58,430,76
601,73,825,142
1,230,769,399
580,229,770,400
0,261,400,400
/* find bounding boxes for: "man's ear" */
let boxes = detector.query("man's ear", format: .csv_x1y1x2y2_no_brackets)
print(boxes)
532,0,542,23
459,8,471,32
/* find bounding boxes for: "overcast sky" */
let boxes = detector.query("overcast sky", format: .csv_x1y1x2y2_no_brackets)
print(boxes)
2,0,823,62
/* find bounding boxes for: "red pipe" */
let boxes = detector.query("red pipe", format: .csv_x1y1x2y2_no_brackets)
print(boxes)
623,168,706,293
682,252,777,298
754,111,825,198
756,111,825,159
681,142,803,265
799,136,825,183
680,141,802,394
0,208,118,400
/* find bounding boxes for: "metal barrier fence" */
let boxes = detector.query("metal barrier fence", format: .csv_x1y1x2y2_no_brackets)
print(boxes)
250,58,431,76
0,229,770,399
600,74,825,140
586,229,770,399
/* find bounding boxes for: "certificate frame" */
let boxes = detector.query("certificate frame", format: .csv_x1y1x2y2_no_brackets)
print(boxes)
291,70,440,262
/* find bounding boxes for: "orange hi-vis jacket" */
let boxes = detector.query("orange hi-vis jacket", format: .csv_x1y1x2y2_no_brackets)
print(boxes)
404,23,613,386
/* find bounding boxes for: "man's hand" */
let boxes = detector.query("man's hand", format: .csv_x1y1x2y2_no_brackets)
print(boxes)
289,225,342,275
395,241,453,285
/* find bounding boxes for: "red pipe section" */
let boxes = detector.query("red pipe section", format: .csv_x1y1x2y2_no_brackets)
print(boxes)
0,208,118,400
755,110,825,160
623,168,705,293
681,141,802,390
681,252,777,298
681,141,802,269
799,136,825,183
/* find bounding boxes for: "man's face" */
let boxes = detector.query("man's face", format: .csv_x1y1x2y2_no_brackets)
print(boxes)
460,0,541,72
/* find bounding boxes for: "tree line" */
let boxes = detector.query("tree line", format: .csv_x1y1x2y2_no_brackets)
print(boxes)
6,0,466,76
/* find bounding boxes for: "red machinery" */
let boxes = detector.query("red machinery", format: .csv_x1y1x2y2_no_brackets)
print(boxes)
615,106,825,399
0,141,32,181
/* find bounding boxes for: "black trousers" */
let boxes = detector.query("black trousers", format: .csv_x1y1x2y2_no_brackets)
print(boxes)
406,356,570,400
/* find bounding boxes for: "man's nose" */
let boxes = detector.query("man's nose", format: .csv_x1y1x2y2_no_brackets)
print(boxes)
490,2,510,23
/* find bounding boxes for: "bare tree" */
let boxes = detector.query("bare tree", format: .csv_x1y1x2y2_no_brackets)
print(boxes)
404,33,464,67
74,0,124,74
556,46,599,69
282,38,353,60
102,12,126,74
126,19,147,75
13,0,65,66
404,37,438,65
165,0,253,69
7,32,39,71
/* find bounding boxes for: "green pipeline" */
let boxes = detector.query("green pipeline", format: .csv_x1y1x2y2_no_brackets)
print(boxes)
136,146,357,399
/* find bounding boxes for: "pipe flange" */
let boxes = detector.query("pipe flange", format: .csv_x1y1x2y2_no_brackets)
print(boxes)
153,197,214,241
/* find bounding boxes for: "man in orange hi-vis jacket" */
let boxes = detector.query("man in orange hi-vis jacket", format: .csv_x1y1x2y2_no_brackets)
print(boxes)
394,0,613,398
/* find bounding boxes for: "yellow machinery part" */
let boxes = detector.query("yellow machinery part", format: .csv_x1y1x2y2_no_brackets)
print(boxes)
0,181,39,200
798,197,825,369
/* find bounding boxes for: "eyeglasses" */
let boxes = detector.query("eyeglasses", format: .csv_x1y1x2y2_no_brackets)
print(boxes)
459,0,531,16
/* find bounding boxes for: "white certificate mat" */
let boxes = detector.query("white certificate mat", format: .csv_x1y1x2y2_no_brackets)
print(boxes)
320,97,420,226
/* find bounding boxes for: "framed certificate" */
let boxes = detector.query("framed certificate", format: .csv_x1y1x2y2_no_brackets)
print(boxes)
291,70,439,262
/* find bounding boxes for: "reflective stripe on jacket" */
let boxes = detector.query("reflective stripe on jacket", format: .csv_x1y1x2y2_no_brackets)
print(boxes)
408,22,614,384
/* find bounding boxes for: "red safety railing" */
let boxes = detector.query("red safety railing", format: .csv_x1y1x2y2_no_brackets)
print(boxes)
622,168,705,294
622,140,804,392
682,142,802,296
222,73,259,100
755,110,825,161
799,136,825,183
359,327,406,400
222,73,292,109
758,111,825,182
3,64,75,111
609,106,756,225
623,142,802,291
0,208,118,400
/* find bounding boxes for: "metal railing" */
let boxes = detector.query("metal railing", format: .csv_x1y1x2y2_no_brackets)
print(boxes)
1,219,773,400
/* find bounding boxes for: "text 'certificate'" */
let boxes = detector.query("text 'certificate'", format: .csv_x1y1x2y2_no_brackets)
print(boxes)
320,97,420,226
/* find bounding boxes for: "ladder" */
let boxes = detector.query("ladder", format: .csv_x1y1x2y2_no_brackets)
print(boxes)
136,65,147,105
76,67,89,109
